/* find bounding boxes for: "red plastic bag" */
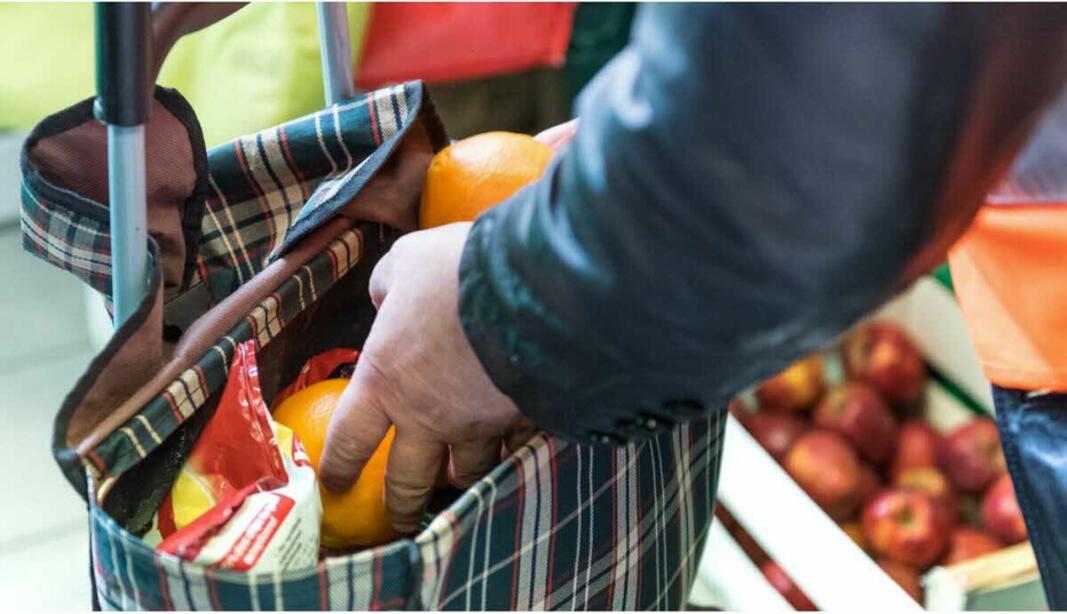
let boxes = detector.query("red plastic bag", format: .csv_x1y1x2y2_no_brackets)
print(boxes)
145,341,321,572
355,3,576,89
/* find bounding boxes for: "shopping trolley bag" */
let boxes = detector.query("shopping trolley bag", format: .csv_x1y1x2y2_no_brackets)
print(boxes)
19,78,724,610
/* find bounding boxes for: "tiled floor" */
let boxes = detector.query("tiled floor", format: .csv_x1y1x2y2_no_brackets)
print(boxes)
0,227,96,609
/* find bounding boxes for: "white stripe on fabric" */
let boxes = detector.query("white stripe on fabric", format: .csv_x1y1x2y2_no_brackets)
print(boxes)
135,415,163,445
120,426,147,458
514,445,537,610
611,446,628,611
314,112,339,175
626,443,639,611
584,448,595,609
352,555,373,610
418,512,456,608
273,570,284,609
530,440,553,610
158,555,190,610
301,265,318,303
464,487,485,611
262,127,304,217
180,562,213,609
246,570,259,610
375,87,400,141
395,85,409,125
240,136,292,243
331,105,354,172
570,446,582,610
480,475,499,611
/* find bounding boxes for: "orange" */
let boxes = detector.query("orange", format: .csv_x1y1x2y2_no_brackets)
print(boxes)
419,131,554,229
272,379,398,548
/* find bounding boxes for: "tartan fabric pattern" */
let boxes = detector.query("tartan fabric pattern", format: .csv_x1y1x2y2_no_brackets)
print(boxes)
196,84,419,303
25,80,724,610
85,229,363,482
20,171,115,295
88,418,723,610
20,83,424,305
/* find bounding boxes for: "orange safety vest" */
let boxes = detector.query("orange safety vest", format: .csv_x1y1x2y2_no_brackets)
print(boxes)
950,203,1067,390
949,97,1067,391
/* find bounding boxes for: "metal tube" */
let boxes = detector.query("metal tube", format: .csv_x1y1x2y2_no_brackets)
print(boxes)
108,125,149,325
317,3,355,106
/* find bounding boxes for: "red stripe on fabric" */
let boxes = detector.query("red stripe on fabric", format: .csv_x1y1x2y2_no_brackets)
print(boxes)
162,391,184,423
86,450,109,475
435,510,462,609
377,597,407,609
370,552,383,609
279,126,310,202
325,242,341,281
205,566,221,610
192,364,210,404
318,561,329,609
232,139,278,248
156,556,174,609
510,454,525,611
367,92,382,146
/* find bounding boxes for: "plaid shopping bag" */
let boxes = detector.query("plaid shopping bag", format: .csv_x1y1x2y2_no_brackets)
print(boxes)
20,80,725,610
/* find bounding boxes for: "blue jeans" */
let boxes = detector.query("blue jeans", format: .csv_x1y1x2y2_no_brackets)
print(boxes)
993,385,1067,608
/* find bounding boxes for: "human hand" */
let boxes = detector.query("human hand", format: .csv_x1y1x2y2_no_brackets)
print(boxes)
318,223,535,533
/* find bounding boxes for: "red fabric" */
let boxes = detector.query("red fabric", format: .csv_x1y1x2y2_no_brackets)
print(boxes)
355,3,576,89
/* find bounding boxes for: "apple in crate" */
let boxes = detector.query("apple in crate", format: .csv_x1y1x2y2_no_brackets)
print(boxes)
744,412,808,462
785,431,861,521
942,528,1003,565
760,560,816,610
877,559,924,603
894,467,958,527
813,382,898,465
841,521,869,551
857,463,882,509
755,355,824,414
843,322,926,407
983,473,1028,544
863,489,949,568
940,418,1006,493
890,419,943,479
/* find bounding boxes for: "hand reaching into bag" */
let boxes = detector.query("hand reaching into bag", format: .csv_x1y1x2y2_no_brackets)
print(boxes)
318,122,576,533
317,223,535,533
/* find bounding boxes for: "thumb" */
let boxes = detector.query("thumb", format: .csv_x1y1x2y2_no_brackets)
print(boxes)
319,361,393,492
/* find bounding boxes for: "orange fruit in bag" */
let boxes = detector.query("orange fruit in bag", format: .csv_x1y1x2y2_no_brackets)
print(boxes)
272,379,398,548
419,131,554,228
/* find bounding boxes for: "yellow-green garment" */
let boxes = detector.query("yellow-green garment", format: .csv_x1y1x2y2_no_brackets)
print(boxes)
0,3,369,147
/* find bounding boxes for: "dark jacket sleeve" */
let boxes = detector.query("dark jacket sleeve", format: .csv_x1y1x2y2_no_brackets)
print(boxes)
458,4,1067,444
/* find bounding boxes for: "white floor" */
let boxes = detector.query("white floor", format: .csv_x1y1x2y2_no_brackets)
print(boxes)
0,226,95,609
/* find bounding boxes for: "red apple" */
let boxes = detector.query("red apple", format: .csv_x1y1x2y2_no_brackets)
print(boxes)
982,473,1028,545
744,412,808,462
761,561,816,610
857,463,882,510
877,559,924,603
844,322,926,407
756,355,825,414
942,528,1003,565
813,382,898,464
841,521,868,551
785,431,861,521
863,489,949,568
894,467,958,528
890,419,943,479
940,418,1006,493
